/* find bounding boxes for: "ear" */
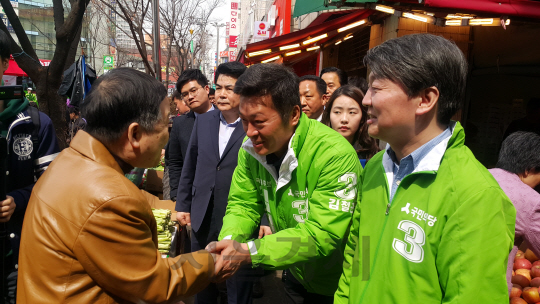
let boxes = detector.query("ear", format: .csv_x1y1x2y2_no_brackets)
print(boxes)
1,57,9,72
322,93,330,106
290,105,301,127
415,86,440,116
126,122,143,150
204,85,210,95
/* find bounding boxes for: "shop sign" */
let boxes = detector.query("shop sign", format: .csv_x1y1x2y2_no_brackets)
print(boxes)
254,21,270,39
230,2,239,36
0,14,13,33
103,55,114,68
229,35,238,48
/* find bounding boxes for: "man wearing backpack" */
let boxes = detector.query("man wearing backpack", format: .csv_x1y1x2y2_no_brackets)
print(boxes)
0,30,60,303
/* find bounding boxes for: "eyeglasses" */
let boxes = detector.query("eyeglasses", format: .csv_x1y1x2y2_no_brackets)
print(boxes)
181,86,203,100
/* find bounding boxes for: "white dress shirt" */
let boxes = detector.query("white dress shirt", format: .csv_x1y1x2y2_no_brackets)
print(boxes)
218,113,241,157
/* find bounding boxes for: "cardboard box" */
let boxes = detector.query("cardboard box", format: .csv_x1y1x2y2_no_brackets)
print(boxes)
146,169,164,193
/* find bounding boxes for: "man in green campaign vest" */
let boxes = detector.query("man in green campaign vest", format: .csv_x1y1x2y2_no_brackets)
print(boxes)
334,34,516,303
207,63,361,303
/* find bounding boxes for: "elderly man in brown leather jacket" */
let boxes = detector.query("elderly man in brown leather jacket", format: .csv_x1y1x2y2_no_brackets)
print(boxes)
16,68,217,303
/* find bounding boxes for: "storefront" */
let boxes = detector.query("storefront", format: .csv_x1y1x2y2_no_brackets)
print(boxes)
242,1,540,167
239,9,373,76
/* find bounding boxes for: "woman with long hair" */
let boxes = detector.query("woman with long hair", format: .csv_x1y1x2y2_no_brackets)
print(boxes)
322,85,379,167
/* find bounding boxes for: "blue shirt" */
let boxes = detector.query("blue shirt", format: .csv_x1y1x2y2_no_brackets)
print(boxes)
387,128,452,201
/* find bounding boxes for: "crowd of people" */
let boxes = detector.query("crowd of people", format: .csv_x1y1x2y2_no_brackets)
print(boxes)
1,28,540,304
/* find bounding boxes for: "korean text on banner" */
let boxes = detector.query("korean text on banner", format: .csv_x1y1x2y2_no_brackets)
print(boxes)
230,2,239,36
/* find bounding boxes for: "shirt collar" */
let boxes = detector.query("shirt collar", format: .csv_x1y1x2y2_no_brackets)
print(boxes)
386,126,453,169
194,104,215,118
219,112,241,126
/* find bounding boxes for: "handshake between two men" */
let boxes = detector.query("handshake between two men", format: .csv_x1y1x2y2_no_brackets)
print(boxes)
177,211,273,283
205,240,252,283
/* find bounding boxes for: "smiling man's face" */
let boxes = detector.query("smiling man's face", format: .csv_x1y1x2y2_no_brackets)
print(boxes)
362,72,417,142
239,94,298,157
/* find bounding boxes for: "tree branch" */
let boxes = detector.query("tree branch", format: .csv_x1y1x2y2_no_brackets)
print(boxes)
52,0,65,31
0,0,39,60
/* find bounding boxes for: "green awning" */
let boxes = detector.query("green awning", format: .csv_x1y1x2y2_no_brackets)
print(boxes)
293,0,376,18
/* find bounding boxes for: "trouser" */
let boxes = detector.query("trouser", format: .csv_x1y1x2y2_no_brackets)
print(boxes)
163,167,171,200
190,200,255,304
282,269,333,304
1,254,17,304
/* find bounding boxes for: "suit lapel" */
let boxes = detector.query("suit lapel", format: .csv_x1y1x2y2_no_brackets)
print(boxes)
210,111,221,161
219,123,246,162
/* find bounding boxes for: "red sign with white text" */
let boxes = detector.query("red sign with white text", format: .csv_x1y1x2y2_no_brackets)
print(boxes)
229,35,238,48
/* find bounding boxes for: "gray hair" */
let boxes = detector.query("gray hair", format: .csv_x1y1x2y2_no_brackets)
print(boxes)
82,68,167,143
497,131,540,175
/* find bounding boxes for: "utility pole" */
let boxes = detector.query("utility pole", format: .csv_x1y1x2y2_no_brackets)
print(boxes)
152,0,161,82
211,22,226,84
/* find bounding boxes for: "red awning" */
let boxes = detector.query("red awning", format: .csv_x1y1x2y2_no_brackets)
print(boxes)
4,58,52,77
423,0,540,19
5,59,26,76
245,9,373,64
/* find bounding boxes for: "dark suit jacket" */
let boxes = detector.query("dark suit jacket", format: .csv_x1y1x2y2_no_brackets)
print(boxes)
175,110,247,233
167,111,196,201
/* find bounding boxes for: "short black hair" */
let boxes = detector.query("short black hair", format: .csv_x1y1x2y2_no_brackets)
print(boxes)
299,75,327,98
348,76,368,94
234,63,300,122
82,68,167,143
496,131,540,175
67,107,80,115
209,88,215,95
176,69,208,92
320,67,348,87
0,30,11,60
171,90,182,100
215,61,247,83
364,33,467,125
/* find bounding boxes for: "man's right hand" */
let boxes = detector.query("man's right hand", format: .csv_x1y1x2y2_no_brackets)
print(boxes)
0,195,16,223
176,212,191,226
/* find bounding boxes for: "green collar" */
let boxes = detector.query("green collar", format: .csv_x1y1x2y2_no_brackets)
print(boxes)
0,98,29,123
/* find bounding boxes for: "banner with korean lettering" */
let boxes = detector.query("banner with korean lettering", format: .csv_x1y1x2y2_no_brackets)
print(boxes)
229,35,238,48
254,21,270,39
226,22,230,36
230,2,239,36
229,50,237,61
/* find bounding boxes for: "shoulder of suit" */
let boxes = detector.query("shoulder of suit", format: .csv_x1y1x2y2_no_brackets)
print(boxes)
172,113,193,126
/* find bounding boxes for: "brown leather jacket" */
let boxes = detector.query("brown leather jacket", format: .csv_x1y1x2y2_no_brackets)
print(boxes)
17,131,214,303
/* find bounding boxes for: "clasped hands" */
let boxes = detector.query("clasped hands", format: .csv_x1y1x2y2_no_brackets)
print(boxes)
205,240,251,283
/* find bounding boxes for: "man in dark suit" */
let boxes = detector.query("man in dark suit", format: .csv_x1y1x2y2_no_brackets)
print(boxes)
168,69,215,203
176,62,268,304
